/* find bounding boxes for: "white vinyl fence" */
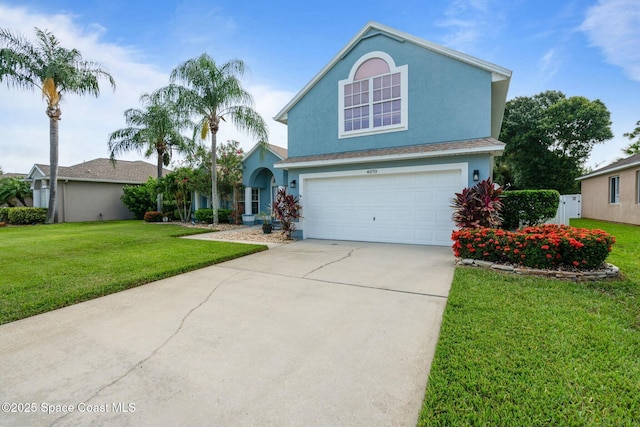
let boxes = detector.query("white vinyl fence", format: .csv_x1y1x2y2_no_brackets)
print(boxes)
547,194,582,225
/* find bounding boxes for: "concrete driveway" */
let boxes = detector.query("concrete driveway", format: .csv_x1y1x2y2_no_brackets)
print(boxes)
0,239,454,427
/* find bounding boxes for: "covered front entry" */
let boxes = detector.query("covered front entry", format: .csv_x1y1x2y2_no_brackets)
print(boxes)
301,164,465,246
245,168,284,216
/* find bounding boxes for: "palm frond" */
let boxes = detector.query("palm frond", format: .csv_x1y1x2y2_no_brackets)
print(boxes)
41,77,59,105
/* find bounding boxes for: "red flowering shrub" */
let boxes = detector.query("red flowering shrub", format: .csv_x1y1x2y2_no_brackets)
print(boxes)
452,224,615,270
143,211,164,222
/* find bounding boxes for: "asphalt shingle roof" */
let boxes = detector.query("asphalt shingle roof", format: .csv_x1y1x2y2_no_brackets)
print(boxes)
577,153,640,180
34,158,170,183
275,137,504,166
267,144,288,159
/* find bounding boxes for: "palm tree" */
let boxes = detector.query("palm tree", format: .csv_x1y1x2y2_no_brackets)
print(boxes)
0,176,32,206
108,90,193,211
170,54,268,225
0,27,115,223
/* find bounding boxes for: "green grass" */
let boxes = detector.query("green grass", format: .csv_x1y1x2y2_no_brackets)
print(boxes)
0,221,266,324
419,219,640,426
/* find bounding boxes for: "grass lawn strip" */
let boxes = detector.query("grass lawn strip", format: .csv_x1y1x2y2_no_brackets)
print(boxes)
419,219,640,426
0,221,266,324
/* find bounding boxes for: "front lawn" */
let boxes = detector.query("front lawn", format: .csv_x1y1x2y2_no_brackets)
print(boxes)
0,221,266,324
419,219,640,426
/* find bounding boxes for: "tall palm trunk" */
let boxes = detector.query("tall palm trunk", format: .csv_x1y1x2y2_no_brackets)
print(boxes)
46,107,61,224
210,122,218,225
156,152,163,212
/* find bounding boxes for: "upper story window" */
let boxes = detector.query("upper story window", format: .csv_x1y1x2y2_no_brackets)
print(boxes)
339,52,408,139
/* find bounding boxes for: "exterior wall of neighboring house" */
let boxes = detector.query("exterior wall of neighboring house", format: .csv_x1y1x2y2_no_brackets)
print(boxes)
581,167,640,225
27,159,164,222
287,31,492,159
58,181,134,222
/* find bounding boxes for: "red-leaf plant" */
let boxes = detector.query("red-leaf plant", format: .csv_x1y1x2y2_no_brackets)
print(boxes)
272,188,303,239
451,178,504,229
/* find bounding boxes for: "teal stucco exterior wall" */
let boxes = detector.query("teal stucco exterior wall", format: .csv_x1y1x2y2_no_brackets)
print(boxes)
286,29,493,158
242,147,289,215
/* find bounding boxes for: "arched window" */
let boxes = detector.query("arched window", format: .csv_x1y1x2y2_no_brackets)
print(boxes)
339,51,408,138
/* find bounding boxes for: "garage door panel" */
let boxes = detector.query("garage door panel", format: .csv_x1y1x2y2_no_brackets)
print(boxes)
303,168,461,246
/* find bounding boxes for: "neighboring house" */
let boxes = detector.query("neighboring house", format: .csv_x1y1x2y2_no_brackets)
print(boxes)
27,158,168,222
243,22,512,245
0,172,33,207
577,153,640,225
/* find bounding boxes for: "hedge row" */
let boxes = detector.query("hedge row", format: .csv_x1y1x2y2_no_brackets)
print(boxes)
0,207,47,225
452,224,615,270
193,208,233,224
501,190,560,229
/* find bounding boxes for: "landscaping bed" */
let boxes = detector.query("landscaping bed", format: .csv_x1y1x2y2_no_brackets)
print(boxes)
452,224,615,270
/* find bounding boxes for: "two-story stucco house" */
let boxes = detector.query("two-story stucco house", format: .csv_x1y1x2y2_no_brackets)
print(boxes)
242,22,512,246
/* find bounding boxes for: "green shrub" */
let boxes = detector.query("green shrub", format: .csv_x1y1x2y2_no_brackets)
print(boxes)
7,207,47,225
194,208,232,224
162,200,177,219
452,224,615,270
121,178,157,220
218,209,232,224
0,207,9,222
194,208,213,223
501,190,560,229
143,211,164,222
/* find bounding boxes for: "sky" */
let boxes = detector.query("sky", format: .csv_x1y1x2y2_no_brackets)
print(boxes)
0,0,638,174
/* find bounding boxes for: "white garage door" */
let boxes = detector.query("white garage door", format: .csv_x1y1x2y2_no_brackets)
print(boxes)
302,166,463,246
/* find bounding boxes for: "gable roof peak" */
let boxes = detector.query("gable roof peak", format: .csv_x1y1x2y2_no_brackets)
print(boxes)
274,21,512,125
244,143,288,160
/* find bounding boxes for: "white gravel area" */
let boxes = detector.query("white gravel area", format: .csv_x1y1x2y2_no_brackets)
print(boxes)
178,222,295,244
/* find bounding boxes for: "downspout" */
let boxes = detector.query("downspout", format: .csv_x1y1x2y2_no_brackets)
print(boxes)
61,180,67,223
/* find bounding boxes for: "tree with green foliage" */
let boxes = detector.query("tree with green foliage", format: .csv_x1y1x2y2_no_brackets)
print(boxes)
181,140,245,209
622,120,640,156
497,90,613,193
121,178,157,219
109,90,192,211
169,54,268,225
0,176,32,207
217,140,244,209
157,167,209,222
0,27,115,223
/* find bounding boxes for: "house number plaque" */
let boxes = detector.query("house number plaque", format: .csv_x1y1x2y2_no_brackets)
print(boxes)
366,169,378,174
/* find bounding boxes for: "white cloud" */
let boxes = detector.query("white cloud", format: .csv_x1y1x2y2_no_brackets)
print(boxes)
436,0,501,50
581,0,640,82
538,48,560,80
0,4,293,173
0,5,169,172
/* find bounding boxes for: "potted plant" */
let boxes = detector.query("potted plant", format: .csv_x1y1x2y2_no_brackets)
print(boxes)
258,210,273,234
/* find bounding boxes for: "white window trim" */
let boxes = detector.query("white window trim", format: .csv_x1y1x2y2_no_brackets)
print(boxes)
251,188,260,214
338,51,408,139
609,176,620,204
